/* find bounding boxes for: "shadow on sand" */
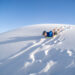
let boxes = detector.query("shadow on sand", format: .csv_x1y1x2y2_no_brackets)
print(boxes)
0,36,43,45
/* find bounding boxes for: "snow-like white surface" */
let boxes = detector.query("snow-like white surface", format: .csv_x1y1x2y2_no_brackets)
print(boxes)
39,60,56,73
0,24,75,75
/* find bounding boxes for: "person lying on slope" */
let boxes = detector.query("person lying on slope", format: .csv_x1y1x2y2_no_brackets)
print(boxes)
42,28,60,38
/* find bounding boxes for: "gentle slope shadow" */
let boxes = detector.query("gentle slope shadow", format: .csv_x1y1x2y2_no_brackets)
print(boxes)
0,36,43,45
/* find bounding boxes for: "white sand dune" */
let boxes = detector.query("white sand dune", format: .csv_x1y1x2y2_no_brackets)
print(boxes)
0,24,75,75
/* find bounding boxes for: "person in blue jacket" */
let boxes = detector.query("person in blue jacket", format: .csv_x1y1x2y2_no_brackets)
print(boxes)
42,28,60,37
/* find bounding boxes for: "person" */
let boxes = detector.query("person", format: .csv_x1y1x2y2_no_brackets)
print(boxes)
42,28,60,37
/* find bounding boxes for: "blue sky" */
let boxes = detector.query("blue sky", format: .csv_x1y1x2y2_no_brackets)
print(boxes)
0,0,75,33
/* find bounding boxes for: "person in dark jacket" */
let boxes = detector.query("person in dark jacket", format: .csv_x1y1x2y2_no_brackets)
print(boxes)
42,28,60,37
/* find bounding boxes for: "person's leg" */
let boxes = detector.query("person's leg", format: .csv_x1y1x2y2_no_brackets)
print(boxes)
56,26,64,34
53,26,64,36
53,28,60,35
